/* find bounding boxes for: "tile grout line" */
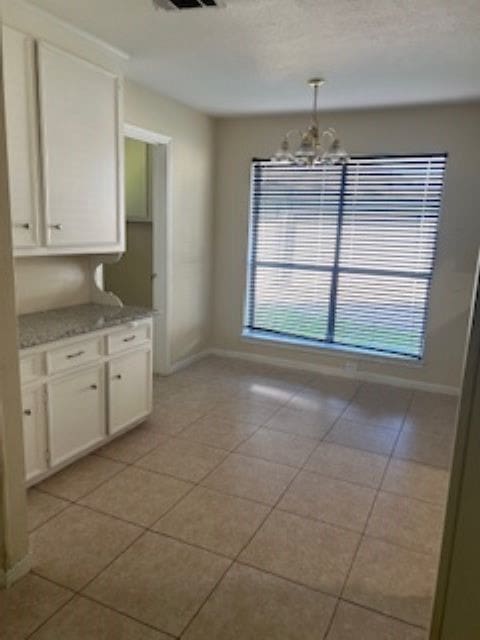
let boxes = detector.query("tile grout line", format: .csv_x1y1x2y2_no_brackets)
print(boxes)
279,465,447,507
31,394,283,536
178,382,332,638
278,386,369,639
27,497,73,534
230,558,429,633
80,591,180,639
33,453,130,503
322,387,417,638
26,409,245,639
110,382,412,635
179,386,364,639
335,596,430,632
27,522,148,637
25,590,78,639
25,571,179,640
70,411,268,640
33,475,442,564
162,373,314,637
24,372,446,638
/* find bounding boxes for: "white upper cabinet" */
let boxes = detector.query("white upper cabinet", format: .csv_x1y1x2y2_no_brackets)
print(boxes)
37,43,123,251
2,27,41,250
2,28,124,255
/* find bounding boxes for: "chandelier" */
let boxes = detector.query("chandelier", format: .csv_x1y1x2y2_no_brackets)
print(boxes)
272,78,348,166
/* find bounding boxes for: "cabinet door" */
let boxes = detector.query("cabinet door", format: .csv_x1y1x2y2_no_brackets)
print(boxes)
37,42,123,251
2,27,41,250
48,365,106,467
22,387,48,483
108,348,152,435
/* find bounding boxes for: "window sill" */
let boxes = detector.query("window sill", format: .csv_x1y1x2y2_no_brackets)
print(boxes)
241,329,425,367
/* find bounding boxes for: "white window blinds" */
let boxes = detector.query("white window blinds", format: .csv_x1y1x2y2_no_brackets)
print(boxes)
245,154,447,359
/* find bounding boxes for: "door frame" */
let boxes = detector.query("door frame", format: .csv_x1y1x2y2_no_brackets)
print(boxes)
123,123,172,375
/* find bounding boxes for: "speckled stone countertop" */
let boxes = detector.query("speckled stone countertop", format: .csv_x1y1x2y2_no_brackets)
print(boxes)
18,303,153,350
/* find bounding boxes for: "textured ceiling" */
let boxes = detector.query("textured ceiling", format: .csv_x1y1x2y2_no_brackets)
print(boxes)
26,0,480,114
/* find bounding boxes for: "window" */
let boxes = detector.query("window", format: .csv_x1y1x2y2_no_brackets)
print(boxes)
244,154,447,359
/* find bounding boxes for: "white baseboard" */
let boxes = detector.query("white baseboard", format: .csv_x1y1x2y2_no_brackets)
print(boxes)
208,347,460,396
0,553,31,589
168,349,211,374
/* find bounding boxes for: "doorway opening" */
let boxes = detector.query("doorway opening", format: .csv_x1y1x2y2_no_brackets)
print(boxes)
104,124,172,375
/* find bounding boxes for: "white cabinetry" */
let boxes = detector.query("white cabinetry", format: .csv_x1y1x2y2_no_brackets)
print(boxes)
48,365,106,467
37,43,122,251
2,27,124,256
108,348,152,435
2,27,41,250
19,319,152,485
21,386,48,482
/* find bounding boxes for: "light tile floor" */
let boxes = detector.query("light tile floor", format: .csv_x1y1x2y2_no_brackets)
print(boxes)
1,356,456,639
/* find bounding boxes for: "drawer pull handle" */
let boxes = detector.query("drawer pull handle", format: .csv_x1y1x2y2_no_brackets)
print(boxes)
66,350,85,359
123,335,136,343
49,223,63,231
23,409,32,416
113,374,122,380
89,384,98,390
15,222,31,229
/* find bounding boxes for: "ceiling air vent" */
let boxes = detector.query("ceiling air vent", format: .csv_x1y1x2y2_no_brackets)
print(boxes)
153,0,225,10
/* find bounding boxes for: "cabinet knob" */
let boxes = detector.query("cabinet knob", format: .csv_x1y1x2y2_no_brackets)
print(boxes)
23,408,32,416
89,384,98,390
49,223,63,231
113,374,122,380
123,335,136,343
15,222,31,230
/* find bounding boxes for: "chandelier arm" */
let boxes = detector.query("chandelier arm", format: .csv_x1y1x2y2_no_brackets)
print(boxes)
284,129,305,143
321,128,336,146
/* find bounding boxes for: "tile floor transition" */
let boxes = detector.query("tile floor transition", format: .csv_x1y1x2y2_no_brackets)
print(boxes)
1,356,456,639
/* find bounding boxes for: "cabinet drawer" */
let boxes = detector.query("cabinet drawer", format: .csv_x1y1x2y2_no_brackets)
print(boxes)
47,337,102,374
107,323,150,354
20,353,44,384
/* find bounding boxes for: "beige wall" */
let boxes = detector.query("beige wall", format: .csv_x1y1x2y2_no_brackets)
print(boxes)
14,256,92,314
124,79,215,364
212,103,480,392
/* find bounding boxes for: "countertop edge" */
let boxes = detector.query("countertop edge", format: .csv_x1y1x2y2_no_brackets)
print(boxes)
18,304,154,351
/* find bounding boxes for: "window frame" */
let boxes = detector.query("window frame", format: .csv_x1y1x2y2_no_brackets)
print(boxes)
243,153,447,362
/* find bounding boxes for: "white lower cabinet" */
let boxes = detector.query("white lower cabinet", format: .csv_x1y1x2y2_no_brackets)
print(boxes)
108,348,152,435
20,319,152,485
21,386,48,482
48,365,106,467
